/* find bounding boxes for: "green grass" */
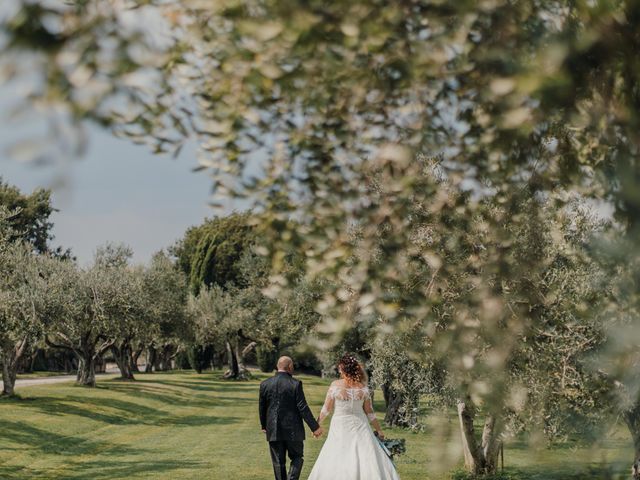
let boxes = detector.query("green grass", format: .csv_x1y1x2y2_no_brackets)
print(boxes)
0,371,633,479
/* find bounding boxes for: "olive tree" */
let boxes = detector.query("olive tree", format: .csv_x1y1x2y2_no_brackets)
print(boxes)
327,157,615,473
369,329,446,429
141,251,190,373
0,241,44,396
108,267,146,381
189,284,254,379
46,244,141,386
184,228,321,377
232,251,322,371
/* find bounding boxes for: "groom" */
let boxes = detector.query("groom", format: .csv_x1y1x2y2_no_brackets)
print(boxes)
259,356,324,480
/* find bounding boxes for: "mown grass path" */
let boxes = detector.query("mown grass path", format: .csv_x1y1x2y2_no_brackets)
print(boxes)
0,371,632,479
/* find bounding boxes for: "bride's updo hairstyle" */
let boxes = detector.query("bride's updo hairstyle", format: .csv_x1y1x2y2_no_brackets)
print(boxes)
338,353,366,385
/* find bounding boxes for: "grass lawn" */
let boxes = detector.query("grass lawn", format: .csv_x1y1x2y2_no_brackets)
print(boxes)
0,370,633,479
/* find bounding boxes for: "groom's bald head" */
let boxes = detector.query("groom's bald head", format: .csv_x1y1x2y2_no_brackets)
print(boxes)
277,356,294,373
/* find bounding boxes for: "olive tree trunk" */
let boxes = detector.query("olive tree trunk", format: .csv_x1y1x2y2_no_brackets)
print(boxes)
457,396,503,475
382,384,419,428
623,398,640,479
130,345,143,373
1,338,28,396
223,338,242,379
145,345,157,373
76,357,97,386
47,335,113,387
238,341,256,373
158,344,177,371
111,340,135,380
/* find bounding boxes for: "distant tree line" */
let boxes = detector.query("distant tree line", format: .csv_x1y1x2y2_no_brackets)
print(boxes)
0,179,321,396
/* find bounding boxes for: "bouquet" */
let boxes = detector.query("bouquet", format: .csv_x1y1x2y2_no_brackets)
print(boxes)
374,432,406,461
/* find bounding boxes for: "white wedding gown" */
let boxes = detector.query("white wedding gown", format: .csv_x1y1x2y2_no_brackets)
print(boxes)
307,384,401,480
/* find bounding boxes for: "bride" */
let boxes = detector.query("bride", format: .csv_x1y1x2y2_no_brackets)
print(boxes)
308,353,401,480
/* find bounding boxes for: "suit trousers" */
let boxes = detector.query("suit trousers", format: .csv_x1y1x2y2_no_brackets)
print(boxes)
268,440,304,480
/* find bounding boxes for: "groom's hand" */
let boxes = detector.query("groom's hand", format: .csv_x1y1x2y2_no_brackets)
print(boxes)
261,429,267,434
312,427,324,438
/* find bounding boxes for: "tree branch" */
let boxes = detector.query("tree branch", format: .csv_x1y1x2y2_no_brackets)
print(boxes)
96,338,116,356
241,341,257,357
45,335,77,354
15,337,29,359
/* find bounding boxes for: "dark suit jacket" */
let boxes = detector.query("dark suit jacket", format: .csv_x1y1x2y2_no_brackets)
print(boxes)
259,372,320,442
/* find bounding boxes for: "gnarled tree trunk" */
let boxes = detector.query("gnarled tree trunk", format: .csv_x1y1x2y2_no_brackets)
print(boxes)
481,415,502,474
76,356,97,386
457,396,503,475
130,344,143,373
95,353,106,373
382,384,419,428
223,332,255,380
623,398,640,479
1,338,28,396
47,335,113,387
145,345,157,373
111,340,135,380
238,341,256,373
223,338,241,379
158,344,176,371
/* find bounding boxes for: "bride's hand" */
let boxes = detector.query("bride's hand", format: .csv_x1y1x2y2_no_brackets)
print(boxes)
377,431,385,440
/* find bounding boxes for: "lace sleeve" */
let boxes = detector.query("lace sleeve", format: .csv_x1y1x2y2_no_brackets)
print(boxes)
363,391,376,422
318,386,336,422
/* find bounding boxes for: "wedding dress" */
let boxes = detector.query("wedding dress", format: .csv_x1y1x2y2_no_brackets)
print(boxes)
307,383,401,480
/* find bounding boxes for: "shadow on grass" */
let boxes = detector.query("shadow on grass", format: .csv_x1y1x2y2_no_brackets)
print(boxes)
133,378,258,401
156,414,241,427
104,383,216,409
26,397,162,425
4,393,242,429
0,419,133,456
0,450,206,480
1,405,230,477
106,382,255,410
57,458,208,480
145,378,257,392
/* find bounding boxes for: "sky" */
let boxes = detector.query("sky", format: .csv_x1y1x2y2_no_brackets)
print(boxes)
0,121,215,266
